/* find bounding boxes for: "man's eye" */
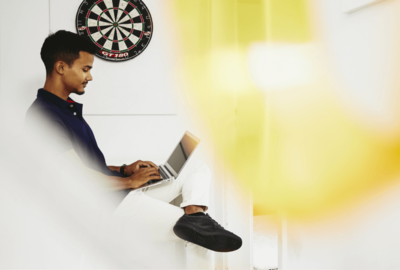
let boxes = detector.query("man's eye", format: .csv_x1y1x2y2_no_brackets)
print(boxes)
83,69,88,72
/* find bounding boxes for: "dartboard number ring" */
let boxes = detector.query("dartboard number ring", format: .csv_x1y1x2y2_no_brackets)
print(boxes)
76,0,153,62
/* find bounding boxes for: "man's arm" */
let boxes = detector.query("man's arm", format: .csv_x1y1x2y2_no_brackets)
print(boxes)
108,165,122,175
27,107,161,190
60,151,162,191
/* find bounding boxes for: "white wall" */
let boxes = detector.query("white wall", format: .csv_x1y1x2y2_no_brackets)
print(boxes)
316,0,400,134
0,0,49,137
0,0,252,269
280,0,400,269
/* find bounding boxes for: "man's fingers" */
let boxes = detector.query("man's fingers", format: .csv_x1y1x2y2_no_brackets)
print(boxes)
147,175,162,180
141,167,158,172
138,162,150,168
141,161,158,169
145,171,160,177
139,167,159,176
135,163,141,170
146,161,158,169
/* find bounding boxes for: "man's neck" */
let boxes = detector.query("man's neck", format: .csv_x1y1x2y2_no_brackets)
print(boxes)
43,77,70,101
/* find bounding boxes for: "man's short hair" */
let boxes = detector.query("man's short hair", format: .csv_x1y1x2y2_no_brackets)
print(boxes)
41,30,98,76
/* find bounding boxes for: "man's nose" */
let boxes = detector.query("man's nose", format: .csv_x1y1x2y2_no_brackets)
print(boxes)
87,73,93,81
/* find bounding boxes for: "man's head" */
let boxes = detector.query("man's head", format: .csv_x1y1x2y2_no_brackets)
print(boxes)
41,30,98,95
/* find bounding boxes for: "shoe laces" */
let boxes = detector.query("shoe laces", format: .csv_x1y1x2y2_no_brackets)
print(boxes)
206,214,224,229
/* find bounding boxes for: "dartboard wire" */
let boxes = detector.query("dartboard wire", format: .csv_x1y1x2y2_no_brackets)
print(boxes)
102,28,115,51
99,26,114,41
120,2,140,20
103,0,116,22
100,11,114,24
115,27,124,41
90,31,104,43
115,27,129,51
119,3,141,24
118,26,132,40
97,13,114,36
115,28,128,52
99,20,113,27
88,18,112,28
86,18,110,35
132,22,144,32
88,4,102,16
110,30,119,53
88,3,113,24
115,0,128,22
115,11,134,39
116,26,127,39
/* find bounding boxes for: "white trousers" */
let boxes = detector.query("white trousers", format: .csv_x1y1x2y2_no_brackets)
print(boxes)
107,160,214,269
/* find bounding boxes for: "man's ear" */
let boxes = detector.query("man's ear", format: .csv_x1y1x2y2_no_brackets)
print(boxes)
55,61,66,75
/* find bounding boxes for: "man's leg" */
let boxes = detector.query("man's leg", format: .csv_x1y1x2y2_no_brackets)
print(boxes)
107,160,214,269
143,160,214,269
143,160,211,211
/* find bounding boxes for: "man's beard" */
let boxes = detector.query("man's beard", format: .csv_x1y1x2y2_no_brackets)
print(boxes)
72,89,85,96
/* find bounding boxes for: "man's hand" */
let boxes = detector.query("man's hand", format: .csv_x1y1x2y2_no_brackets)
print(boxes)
125,160,158,176
124,167,162,189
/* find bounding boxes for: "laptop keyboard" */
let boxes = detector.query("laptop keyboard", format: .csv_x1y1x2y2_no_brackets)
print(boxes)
164,166,174,177
159,166,169,179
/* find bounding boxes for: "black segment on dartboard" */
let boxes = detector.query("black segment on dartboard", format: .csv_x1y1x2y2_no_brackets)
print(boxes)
112,0,120,20
132,29,142,38
120,25,131,33
113,28,119,41
118,4,134,22
119,5,134,22
76,0,153,62
100,16,112,24
134,16,143,24
97,36,108,47
112,32,119,51
88,26,99,34
96,1,107,13
88,12,99,21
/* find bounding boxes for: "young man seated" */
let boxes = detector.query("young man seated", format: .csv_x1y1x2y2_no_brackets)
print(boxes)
25,30,241,269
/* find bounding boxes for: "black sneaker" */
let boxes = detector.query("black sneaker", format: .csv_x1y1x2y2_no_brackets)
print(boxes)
173,213,242,252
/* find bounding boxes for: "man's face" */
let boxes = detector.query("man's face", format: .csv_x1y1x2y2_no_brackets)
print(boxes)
62,51,94,95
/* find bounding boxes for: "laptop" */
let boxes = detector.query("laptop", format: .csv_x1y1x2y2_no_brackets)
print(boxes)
132,131,201,192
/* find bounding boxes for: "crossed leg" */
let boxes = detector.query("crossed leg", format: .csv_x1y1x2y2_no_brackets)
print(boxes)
107,160,214,269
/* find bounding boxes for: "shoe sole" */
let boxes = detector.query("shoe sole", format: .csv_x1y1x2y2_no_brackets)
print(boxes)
173,224,242,252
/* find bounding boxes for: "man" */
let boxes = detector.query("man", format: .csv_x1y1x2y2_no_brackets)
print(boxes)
25,30,241,268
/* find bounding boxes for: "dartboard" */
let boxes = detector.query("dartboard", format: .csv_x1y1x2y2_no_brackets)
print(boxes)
76,0,153,62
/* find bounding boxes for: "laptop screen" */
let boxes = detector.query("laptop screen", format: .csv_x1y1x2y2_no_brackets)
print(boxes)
167,133,199,175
